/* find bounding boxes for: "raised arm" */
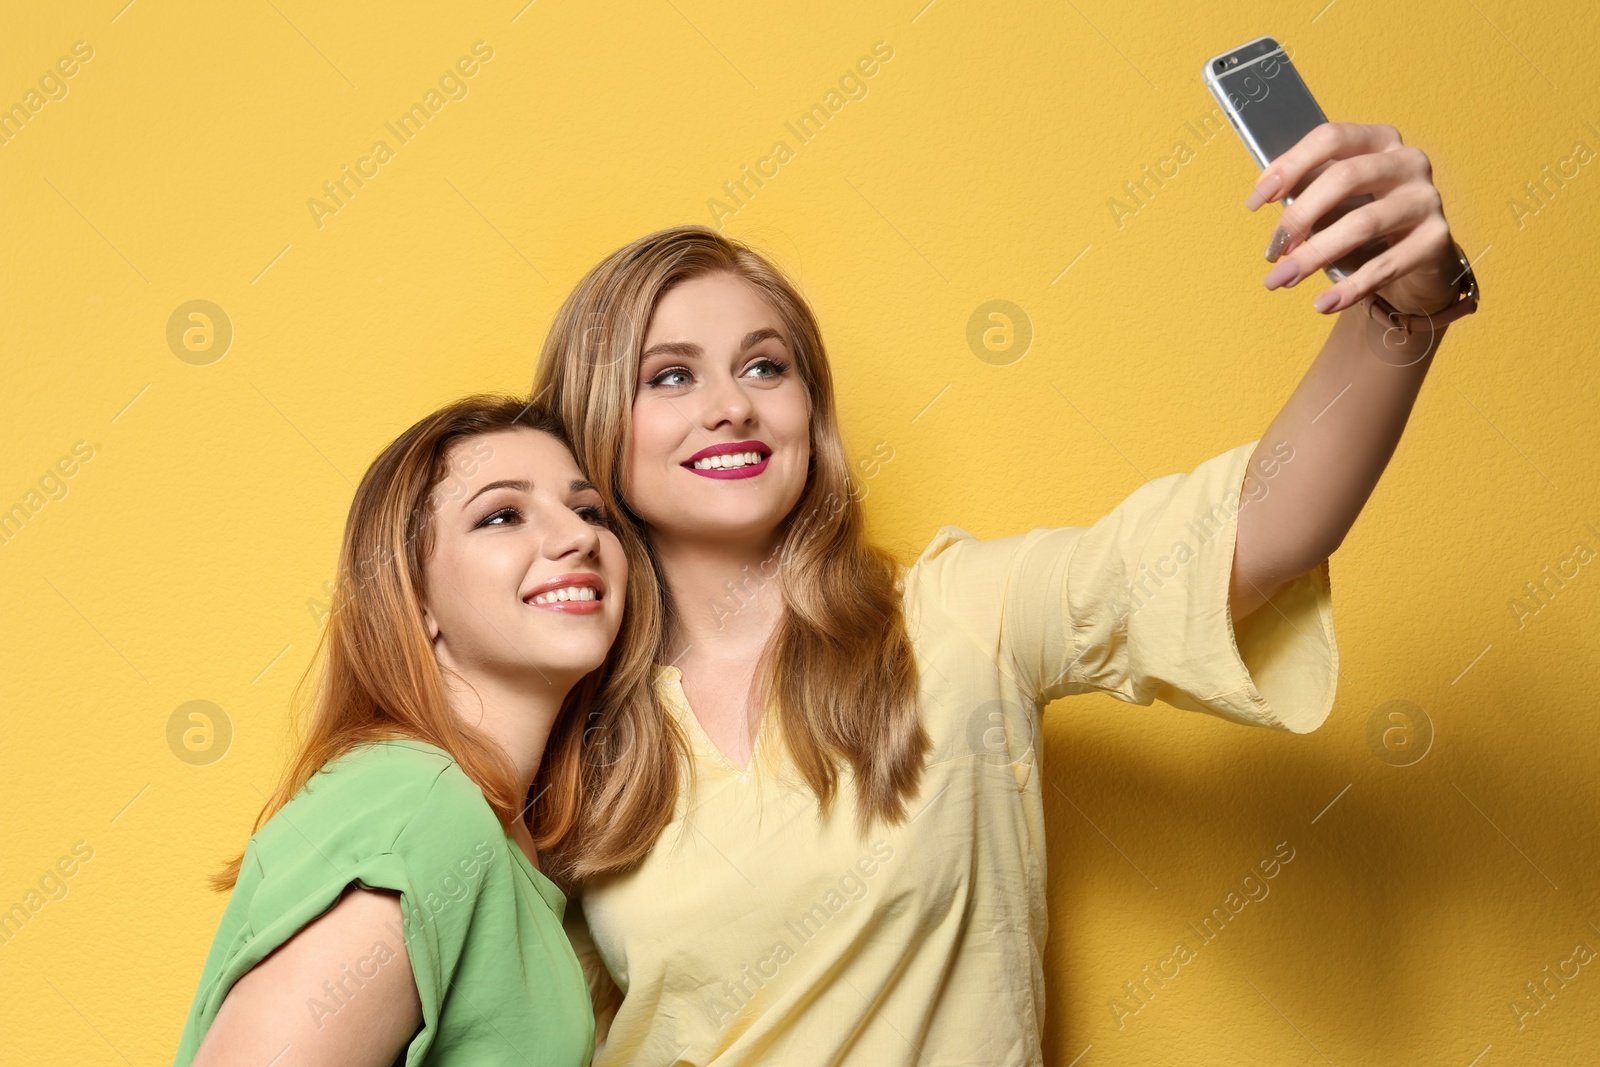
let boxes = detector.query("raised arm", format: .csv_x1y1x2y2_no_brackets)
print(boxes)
1228,122,1469,620
191,887,421,1067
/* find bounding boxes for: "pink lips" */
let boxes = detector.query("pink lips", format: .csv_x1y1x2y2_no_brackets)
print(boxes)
523,572,605,615
682,439,770,480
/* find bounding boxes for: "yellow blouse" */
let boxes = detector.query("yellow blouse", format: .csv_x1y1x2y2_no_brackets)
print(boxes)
569,439,1338,1066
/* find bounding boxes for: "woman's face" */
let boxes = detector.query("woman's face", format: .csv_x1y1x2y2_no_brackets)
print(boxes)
422,428,626,687
627,271,811,546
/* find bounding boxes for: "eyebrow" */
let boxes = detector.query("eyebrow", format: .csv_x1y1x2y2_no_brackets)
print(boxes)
461,478,599,511
639,327,787,363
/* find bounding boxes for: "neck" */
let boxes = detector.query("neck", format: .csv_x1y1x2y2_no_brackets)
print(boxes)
649,526,788,665
438,667,571,805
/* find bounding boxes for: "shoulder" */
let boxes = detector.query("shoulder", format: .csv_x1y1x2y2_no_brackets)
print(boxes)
176,743,510,1064
252,741,499,874
906,523,1070,571
322,736,457,785
899,523,1076,603
911,524,977,567
897,525,977,596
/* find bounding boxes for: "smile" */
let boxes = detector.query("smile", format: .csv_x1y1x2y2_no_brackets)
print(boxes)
523,573,606,615
682,440,771,480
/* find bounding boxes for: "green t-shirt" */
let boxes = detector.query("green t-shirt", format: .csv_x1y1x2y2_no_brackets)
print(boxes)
171,739,594,1066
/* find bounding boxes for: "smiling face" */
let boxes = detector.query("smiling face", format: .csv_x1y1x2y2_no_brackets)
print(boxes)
421,427,627,688
626,271,812,547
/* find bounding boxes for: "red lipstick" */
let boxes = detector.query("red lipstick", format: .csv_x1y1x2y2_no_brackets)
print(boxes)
682,440,770,480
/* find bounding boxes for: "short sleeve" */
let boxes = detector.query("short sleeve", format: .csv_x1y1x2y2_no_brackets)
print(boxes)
174,743,510,1065
903,440,1338,733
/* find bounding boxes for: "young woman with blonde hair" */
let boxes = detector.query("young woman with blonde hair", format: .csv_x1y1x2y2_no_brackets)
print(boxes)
529,122,1471,1064
173,396,628,1066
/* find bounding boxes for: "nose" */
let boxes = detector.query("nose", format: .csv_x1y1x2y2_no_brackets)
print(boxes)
700,366,756,431
544,504,603,563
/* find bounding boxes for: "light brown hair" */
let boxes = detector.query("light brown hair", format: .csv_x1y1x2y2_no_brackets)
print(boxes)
531,225,928,882
212,394,613,893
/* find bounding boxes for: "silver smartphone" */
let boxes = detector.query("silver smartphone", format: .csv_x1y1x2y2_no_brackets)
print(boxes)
1201,36,1386,282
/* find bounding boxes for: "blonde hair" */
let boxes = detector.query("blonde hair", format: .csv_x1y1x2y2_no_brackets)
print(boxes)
531,225,928,882
212,394,612,893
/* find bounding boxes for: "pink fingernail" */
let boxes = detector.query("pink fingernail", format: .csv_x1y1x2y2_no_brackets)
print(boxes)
1313,289,1342,314
1246,173,1284,211
1263,259,1300,290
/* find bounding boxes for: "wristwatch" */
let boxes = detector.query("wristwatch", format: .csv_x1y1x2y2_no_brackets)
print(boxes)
1361,240,1479,336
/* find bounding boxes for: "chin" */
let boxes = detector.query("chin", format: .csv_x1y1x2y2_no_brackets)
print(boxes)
528,660,605,688
525,638,610,674
690,512,788,544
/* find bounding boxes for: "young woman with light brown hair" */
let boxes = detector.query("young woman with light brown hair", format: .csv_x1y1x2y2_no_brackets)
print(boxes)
530,120,1471,1065
173,396,627,1066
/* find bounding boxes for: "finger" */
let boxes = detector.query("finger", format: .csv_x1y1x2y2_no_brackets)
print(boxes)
1266,188,1430,293
1246,122,1405,211
1260,191,1421,292
1312,216,1453,314
1266,149,1423,261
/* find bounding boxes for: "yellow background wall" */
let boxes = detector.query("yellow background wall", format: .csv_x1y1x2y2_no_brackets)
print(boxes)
2,1,1596,1063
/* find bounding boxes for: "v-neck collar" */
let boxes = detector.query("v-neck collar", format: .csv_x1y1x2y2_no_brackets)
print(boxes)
651,663,769,775
504,833,568,919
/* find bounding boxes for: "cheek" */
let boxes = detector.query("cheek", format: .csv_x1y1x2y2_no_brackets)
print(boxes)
604,540,629,626
619,441,646,503
627,407,679,491
605,535,629,582
630,405,676,460
773,387,812,444
423,554,467,616
428,543,516,610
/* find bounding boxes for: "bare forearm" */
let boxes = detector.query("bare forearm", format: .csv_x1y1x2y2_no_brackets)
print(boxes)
1230,306,1446,619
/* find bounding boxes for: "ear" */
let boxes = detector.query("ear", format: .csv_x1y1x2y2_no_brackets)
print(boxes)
421,603,440,643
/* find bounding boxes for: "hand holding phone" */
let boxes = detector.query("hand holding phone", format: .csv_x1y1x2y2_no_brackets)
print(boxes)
1202,37,1389,284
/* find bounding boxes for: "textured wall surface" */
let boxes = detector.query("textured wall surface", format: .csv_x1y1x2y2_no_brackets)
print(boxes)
2,2,1596,1064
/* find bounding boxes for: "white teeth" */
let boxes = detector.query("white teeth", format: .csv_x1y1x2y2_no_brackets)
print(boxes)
530,586,598,605
693,451,762,470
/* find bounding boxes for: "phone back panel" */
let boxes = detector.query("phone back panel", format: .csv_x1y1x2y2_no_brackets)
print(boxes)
1207,43,1328,167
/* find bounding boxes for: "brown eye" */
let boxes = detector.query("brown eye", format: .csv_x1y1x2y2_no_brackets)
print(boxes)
475,507,520,528
576,505,615,528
